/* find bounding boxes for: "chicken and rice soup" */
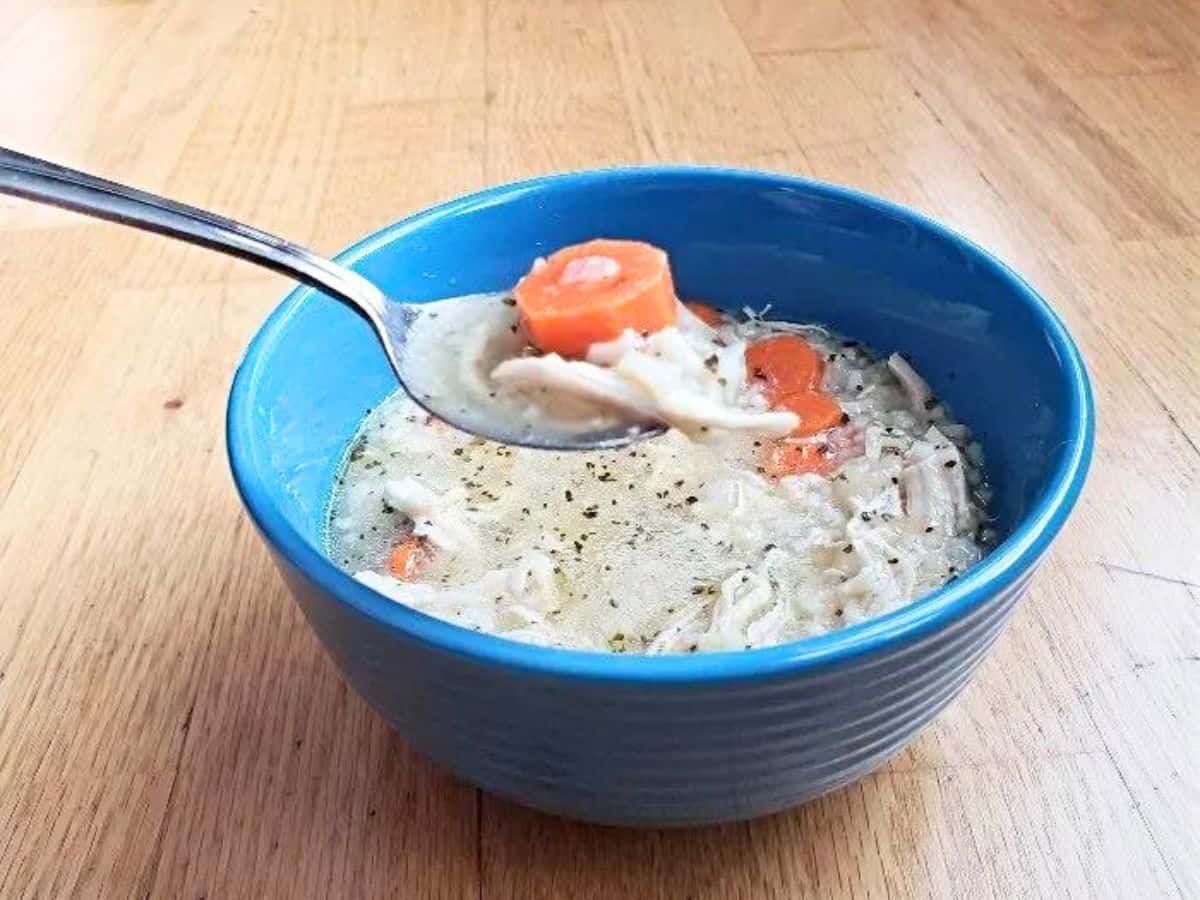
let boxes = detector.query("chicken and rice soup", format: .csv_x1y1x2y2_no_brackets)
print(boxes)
327,248,993,654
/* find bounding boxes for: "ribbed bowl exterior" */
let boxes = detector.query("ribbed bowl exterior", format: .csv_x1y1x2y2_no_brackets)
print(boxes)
279,554,1033,826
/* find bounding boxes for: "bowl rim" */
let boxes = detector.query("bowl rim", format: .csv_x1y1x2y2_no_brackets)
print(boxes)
226,165,1094,684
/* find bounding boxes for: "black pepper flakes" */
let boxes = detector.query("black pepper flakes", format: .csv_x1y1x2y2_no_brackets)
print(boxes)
944,460,958,468
565,489,573,501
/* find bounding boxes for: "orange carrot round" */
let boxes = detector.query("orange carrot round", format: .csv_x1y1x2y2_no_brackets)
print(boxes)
761,441,834,478
514,239,678,357
745,334,825,399
685,301,727,327
387,537,427,579
776,390,843,437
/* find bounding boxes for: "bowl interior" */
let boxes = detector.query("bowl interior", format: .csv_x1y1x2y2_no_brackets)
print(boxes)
229,168,1089,667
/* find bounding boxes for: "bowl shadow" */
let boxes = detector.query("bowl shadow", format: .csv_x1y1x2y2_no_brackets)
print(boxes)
476,764,936,899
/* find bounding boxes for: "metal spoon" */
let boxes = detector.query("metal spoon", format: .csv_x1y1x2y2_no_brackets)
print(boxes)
0,147,663,450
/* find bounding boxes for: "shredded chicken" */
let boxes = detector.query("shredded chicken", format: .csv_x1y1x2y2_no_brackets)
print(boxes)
837,520,914,606
356,550,568,646
888,353,933,415
899,427,975,534
492,323,798,437
863,423,912,461
384,478,479,555
490,355,661,420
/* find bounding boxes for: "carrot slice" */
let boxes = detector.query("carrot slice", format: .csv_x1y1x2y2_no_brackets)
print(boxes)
514,239,677,357
745,334,825,400
387,537,427,579
775,390,843,437
685,301,727,327
761,441,834,478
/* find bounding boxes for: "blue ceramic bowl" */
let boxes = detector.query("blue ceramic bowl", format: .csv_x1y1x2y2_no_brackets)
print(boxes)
227,167,1093,826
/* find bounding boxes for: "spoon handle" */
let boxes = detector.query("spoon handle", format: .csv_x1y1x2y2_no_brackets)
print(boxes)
0,146,388,317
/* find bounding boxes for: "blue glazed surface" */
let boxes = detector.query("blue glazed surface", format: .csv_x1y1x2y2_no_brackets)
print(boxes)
226,167,1093,825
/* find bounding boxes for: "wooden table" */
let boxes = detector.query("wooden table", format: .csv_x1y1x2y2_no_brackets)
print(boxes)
2,1,1196,897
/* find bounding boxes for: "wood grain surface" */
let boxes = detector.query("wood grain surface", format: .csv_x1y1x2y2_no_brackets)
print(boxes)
1,1,1196,897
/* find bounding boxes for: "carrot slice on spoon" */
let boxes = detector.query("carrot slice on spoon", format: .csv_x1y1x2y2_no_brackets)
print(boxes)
513,239,677,357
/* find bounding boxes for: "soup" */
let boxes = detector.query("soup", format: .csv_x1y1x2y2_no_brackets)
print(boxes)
326,242,992,653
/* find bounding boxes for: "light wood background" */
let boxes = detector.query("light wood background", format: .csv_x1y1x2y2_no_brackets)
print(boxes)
1,0,1196,897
